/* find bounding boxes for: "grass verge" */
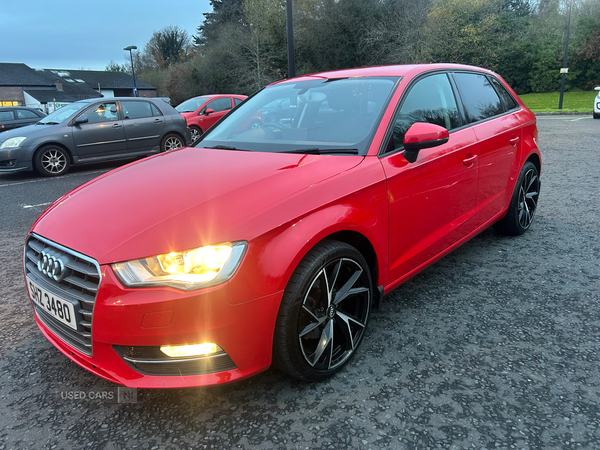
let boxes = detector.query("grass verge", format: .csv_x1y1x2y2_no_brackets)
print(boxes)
519,91,597,113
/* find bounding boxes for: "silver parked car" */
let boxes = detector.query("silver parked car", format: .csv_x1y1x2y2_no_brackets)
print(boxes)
594,87,600,119
0,97,191,176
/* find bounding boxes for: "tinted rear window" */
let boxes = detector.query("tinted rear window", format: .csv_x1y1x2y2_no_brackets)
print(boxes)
454,73,504,123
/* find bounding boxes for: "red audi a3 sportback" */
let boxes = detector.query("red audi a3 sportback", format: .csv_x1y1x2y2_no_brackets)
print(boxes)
24,64,541,388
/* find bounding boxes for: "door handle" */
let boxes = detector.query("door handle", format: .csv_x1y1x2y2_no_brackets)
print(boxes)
463,154,477,166
112,123,122,128
510,136,519,146
154,119,163,123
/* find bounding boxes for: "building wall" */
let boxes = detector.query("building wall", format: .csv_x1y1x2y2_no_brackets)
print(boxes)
0,87,25,105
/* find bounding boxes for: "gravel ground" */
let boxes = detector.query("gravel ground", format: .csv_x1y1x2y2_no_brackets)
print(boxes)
0,115,598,449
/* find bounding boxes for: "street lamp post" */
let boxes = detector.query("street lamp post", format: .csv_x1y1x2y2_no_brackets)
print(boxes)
558,0,573,110
124,45,138,97
286,0,295,79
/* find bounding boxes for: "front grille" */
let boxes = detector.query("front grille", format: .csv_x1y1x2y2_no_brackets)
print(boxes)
24,234,101,355
114,346,237,376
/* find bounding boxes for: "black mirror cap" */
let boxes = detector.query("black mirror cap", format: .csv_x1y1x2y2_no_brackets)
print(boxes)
74,115,89,125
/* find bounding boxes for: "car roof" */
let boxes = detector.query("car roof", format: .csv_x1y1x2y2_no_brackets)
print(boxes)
269,64,496,86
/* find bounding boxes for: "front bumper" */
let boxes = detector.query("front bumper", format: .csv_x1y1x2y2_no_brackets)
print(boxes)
0,146,32,172
26,237,283,388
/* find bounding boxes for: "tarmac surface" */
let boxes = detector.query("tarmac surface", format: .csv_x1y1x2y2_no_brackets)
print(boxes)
0,115,598,449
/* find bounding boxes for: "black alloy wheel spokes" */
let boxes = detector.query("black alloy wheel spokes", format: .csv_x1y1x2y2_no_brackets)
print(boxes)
298,258,371,370
518,168,539,229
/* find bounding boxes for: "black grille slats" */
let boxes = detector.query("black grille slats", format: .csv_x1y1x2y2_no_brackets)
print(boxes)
24,234,101,356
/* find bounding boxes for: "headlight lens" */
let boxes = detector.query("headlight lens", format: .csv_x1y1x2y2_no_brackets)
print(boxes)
0,137,27,149
112,241,247,291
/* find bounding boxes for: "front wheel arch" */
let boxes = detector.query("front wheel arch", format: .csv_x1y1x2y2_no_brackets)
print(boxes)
272,239,374,381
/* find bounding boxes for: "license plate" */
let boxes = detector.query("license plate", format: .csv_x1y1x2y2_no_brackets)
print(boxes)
27,277,77,330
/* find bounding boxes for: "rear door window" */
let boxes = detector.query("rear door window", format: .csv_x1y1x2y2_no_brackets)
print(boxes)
121,101,153,119
453,73,504,123
0,111,14,121
205,97,232,113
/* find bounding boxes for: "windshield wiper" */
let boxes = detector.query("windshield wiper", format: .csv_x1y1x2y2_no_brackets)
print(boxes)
206,145,248,151
279,148,359,155
39,121,59,125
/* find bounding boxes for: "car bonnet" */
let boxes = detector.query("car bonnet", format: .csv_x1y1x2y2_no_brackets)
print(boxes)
31,147,364,264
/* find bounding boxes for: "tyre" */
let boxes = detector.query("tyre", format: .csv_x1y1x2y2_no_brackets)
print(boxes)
494,161,540,235
248,120,262,130
273,240,373,381
593,111,600,119
34,145,70,177
189,126,202,145
161,133,184,152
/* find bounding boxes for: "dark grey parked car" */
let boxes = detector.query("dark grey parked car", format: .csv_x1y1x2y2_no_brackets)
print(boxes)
0,97,191,176
0,106,46,132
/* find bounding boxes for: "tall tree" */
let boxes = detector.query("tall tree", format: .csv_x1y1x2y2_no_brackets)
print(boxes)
144,26,192,69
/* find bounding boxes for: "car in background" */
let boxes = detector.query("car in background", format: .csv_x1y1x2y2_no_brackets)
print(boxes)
0,97,190,176
0,106,46,132
261,97,297,123
176,94,262,144
23,64,541,388
594,87,600,119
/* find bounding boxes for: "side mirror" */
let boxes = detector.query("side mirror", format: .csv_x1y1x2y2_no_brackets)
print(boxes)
204,108,214,115
403,122,449,163
74,115,88,125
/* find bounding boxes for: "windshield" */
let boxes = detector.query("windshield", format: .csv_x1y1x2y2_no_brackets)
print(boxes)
198,77,398,155
39,103,88,124
175,96,211,113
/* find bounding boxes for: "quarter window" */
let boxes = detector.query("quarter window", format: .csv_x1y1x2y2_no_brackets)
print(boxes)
453,73,504,123
233,98,243,106
389,73,460,150
489,77,518,111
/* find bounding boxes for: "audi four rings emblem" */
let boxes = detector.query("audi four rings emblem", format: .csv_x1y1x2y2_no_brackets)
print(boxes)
38,251,66,282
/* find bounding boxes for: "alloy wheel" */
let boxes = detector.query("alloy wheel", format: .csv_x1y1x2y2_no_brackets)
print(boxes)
41,149,67,174
298,257,371,370
164,136,183,151
517,167,539,230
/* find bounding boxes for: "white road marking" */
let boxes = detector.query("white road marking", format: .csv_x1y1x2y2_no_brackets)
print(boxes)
0,169,109,188
23,202,52,209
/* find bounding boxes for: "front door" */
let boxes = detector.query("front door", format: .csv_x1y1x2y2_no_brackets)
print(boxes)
381,73,479,288
72,101,127,159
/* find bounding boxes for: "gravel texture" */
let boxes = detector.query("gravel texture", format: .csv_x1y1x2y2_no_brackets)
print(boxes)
0,115,598,449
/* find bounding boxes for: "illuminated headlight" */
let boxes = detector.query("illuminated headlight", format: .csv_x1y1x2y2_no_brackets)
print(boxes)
0,137,27,149
112,241,247,290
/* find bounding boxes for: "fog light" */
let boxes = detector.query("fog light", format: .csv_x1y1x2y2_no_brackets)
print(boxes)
160,343,221,358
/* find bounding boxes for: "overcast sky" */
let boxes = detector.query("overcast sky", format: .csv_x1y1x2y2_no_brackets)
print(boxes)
1,0,212,71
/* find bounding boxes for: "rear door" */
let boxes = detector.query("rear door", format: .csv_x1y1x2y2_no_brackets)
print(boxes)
381,73,479,286
452,72,521,228
121,100,165,151
72,101,127,159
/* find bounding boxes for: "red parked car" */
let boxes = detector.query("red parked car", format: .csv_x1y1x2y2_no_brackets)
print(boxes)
175,94,261,144
24,64,540,388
